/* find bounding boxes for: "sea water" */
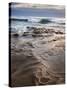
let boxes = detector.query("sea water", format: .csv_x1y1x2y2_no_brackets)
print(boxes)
10,7,65,32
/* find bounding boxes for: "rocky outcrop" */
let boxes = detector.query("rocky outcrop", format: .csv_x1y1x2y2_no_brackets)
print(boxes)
11,26,65,87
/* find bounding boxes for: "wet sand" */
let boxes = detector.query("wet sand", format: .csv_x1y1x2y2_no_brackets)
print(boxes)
10,26,65,87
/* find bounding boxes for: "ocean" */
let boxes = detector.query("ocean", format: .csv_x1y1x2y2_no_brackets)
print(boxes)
10,7,65,32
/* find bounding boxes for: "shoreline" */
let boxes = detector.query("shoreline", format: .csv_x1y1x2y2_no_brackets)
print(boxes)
11,26,65,87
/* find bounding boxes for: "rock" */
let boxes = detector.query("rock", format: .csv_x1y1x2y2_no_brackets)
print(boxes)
13,33,19,37
23,32,29,36
55,31,64,34
11,26,65,87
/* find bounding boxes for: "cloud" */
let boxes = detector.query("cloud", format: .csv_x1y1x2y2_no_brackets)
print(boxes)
10,2,65,10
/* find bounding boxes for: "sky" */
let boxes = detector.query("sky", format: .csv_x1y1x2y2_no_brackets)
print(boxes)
9,2,65,18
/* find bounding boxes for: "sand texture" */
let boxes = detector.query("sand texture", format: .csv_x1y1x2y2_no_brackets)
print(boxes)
10,27,65,87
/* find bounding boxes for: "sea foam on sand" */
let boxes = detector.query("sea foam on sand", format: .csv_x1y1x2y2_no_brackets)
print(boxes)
11,23,65,87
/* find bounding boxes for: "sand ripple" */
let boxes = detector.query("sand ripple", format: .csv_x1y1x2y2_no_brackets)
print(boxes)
11,27,65,87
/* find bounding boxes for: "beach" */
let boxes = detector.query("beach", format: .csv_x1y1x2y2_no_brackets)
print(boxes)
9,3,65,87
10,24,65,87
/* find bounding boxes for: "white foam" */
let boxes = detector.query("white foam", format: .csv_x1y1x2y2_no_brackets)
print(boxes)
11,16,65,24
51,18,65,24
